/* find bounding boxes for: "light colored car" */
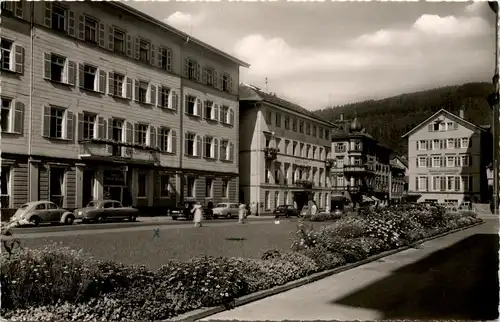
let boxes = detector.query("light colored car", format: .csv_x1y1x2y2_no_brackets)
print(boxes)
10,201,75,226
212,203,239,219
74,200,139,223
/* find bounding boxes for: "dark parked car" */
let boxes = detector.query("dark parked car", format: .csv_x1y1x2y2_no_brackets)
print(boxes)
273,205,300,218
168,201,214,220
74,200,139,223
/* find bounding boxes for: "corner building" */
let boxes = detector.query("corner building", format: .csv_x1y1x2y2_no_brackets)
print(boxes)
0,1,248,214
239,84,336,212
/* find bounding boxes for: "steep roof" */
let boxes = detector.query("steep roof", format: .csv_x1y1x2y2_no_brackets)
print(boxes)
401,108,487,138
392,155,409,169
239,84,336,127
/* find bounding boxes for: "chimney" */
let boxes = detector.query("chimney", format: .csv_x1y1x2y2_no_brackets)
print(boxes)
340,113,344,121
459,107,464,119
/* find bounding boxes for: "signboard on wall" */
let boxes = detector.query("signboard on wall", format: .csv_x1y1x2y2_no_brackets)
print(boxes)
103,170,126,186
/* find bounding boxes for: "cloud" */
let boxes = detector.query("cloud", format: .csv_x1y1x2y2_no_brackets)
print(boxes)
164,12,204,29
465,1,487,15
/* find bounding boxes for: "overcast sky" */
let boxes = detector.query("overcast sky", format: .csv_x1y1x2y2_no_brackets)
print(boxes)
129,1,496,110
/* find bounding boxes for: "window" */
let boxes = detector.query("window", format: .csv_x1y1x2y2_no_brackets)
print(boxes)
417,157,426,168
159,127,172,153
82,113,96,140
112,119,123,156
284,191,289,205
1,167,10,208
187,59,197,80
51,3,67,32
1,98,12,133
418,140,426,151
186,133,196,156
222,73,230,92
112,28,125,54
137,81,148,104
274,167,280,184
205,67,214,85
319,128,324,139
461,138,469,149
455,177,460,191
135,124,148,145
139,39,150,63
82,64,98,91
187,177,195,198
222,179,229,198
274,191,279,209
159,86,170,108
292,119,297,131
284,116,289,130
306,123,310,135
292,142,297,156
45,53,72,84
461,176,469,192
205,178,213,197
49,168,65,206
418,176,428,191
264,191,270,210
433,139,439,150
447,122,453,130
205,101,215,120
461,155,469,167
111,73,125,97
221,105,230,124
306,145,311,159
265,111,272,124
0,37,23,73
138,173,147,197
447,176,453,191
447,138,454,149
204,136,215,158
220,140,229,160
186,95,196,115
159,47,172,71
49,106,65,139
275,113,281,127
299,121,304,133
160,175,170,197
84,16,98,43
300,143,305,157
0,39,13,71
433,122,439,131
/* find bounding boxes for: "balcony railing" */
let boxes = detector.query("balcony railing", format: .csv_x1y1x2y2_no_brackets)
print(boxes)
264,147,279,160
79,138,160,152
324,158,335,168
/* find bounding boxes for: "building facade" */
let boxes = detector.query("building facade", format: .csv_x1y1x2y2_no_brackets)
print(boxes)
403,108,492,205
1,1,248,214
239,84,335,212
330,116,393,204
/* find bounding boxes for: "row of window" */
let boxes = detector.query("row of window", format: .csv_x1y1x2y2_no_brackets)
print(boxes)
416,155,472,168
183,133,234,161
184,95,235,126
330,174,390,188
269,137,331,161
185,177,230,199
415,175,473,192
264,164,329,187
265,109,330,140
416,137,471,151
428,120,458,132
263,190,330,211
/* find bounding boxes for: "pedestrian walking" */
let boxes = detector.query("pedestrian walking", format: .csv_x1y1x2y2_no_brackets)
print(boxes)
192,202,203,227
238,203,247,224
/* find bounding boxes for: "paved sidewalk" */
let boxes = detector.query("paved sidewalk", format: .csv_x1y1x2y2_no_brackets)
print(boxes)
202,219,499,321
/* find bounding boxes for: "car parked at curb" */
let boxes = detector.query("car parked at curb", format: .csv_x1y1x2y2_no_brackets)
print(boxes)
212,203,239,219
273,205,300,218
74,200,139,223
10,201,75,226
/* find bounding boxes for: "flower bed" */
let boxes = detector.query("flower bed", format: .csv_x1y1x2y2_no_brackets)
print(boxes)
1,204,482,321
302,211,344,222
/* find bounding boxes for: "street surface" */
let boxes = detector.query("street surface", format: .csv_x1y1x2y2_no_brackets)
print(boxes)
202,218,499,321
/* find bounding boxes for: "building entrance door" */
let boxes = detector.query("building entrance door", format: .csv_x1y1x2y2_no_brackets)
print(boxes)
82,169,95,207
105,186,123,203
103,169,127,204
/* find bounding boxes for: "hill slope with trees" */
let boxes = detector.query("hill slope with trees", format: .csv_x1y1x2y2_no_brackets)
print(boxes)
314,82,494,156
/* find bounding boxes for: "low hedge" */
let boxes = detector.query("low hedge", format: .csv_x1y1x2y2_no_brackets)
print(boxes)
1,204,482,321
302,211,344,222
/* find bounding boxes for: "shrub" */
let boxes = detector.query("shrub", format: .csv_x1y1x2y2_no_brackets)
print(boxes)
304,212,343,222
325,216,367,239
300,247,345,271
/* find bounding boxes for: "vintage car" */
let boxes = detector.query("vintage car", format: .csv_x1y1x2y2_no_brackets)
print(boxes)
10,201,75,226
73,200,139,223
168,201,213,220
212,202,239,219
273,205,300,218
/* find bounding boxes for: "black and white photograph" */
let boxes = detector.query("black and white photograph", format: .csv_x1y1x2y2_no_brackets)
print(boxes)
1,0,499,321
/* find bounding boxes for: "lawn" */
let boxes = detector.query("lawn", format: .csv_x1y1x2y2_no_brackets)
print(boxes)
16,220,327,270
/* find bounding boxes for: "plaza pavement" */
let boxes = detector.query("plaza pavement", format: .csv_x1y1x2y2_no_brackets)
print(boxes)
202,218,499,321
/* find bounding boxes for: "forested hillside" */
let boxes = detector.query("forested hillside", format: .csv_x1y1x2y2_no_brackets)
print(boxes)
314,82,494,155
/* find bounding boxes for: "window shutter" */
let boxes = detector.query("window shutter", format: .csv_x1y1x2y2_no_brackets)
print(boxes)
202,66,207,84
214,139,219,160
196,98,202,116
126,122,133,143
416,141,419,150
220,140,224,160
78,63,84,88
14,1,22,18
98,70,106,93
184,132,189,156
43,52,51,79
150,85,156,106
134,37,140,60
108,26,114,51
13,101,24,134
426,157,430,168
126,34,133,57
229,76,233,94
150,126,156,147
66,60,75,86
416,158,418,168
98,116,105,139
43,105,51,137
196,135,202,158
151,44,155,66
202,136,207,158
428,124,433,132
14,45,24,74
230,109,234,125
415,177,419,191
133,123,138,144
173,92,178,112
43,2,52,27
229,142,234,162
183,57,188,77
157,46,162,68
78,15,85,40
66,111,74,141
68,11,76,37
106,118,113,154
214,71,218,89
77,113,84,141
214,103,219,121
171,130,177,155
219,107,223,123
134,80,139,101
126,78,132,99
99,22,105,48
107,72,114,95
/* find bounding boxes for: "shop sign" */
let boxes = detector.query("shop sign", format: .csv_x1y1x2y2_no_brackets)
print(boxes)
104,170,126,186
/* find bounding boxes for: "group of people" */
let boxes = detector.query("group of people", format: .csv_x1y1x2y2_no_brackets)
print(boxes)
191,202,248,228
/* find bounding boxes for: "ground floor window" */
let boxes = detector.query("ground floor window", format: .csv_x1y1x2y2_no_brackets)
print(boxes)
138,172,147,197
222,179,229,198
1,166,10,208
274,191,279,208
160,174,170,197
284,191,288,205
49,167,65,206
319,193,323,208
206,178,213,197
265,191,270,210
187,177,195,198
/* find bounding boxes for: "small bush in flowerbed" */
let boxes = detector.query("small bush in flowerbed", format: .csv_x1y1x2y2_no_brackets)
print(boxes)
303,211,343,222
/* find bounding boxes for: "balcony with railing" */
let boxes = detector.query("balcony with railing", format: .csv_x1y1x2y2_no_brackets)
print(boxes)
264,147,279,161
78,139,160,164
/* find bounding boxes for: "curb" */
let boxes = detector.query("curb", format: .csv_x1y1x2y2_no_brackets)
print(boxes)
167,220,485,321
